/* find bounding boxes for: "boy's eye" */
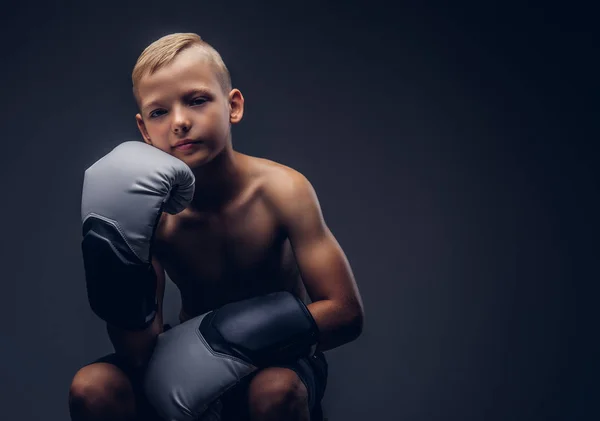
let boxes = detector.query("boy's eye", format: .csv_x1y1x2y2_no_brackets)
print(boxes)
191,97,207,106
149,109,166,118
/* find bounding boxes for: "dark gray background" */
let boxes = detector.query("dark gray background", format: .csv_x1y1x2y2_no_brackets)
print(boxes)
0,1,597,420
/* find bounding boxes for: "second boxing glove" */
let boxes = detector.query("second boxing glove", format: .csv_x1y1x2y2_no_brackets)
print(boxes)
144,291,319,421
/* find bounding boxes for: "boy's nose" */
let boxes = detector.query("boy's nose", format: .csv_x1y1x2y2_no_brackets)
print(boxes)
173,123,190,134
172,116,191,134
171,106,192,133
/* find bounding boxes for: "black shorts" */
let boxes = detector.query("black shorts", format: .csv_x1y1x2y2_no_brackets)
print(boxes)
87,334,328,421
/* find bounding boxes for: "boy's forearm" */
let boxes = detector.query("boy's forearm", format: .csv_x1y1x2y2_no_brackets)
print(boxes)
106,314,163,368
308,300,364,352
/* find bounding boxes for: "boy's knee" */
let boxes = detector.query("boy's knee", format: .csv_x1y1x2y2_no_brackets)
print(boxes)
248,367,308,417
69,363,135,420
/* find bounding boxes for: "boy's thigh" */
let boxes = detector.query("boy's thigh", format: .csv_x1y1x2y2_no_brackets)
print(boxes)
221,351,329,421
84,350,328,421
85,353,162,421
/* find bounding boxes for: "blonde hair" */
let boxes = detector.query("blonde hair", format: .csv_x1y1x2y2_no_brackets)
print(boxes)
132,33,231,101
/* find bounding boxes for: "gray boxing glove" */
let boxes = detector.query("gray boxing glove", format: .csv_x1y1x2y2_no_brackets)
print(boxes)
144,291,319,421
81,141,195,330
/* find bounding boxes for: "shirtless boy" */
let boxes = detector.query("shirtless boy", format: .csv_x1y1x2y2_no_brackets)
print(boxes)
69,33,364,421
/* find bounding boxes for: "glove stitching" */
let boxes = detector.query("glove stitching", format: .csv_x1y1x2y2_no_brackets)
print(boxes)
194,329,255,420
84,212,146,263
195,323,256,369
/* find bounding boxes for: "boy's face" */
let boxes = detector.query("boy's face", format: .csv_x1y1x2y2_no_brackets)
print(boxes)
135,46,243,169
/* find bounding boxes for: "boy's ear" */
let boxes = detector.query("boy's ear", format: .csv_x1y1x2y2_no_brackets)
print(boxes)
229,89,244,124
136,114,152,144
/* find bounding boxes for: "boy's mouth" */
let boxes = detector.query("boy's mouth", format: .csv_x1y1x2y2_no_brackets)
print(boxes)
174,139,203,150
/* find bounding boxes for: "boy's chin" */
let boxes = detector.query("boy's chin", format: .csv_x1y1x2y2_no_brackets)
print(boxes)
177,149,214,170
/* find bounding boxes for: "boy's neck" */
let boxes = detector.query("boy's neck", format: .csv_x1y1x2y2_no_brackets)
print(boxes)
189,143,245,212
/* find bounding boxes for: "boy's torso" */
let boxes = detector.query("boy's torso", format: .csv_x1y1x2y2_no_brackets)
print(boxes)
154,153,307,322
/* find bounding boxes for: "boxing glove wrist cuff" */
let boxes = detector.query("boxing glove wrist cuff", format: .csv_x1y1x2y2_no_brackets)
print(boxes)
82,216,157,330
200,291,319,367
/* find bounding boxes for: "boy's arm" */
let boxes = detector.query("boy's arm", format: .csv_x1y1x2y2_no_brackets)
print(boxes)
106,257,166,368
271,171,364,352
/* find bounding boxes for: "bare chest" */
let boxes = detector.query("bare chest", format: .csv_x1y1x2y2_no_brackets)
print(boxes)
154,198,300,314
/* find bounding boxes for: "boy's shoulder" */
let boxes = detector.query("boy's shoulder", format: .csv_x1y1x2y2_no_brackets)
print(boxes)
244,154,316,212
